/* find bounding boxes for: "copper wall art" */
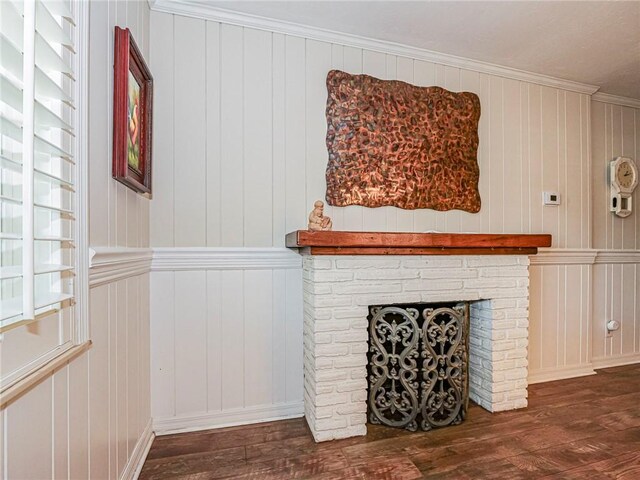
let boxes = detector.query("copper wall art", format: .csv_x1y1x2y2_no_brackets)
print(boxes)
325,70,481,212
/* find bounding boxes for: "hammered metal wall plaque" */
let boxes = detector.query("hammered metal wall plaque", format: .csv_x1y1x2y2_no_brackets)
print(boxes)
367,302,469,432
325,70,481,212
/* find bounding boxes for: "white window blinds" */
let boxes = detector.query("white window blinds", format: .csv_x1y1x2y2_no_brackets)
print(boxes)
1,0,77,333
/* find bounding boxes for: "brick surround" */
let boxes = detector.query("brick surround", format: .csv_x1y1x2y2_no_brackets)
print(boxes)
302,254,531,442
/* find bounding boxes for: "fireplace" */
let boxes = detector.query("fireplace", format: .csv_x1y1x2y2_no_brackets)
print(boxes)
287,231,551,442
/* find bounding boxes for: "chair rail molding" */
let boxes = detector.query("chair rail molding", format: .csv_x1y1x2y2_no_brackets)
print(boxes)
148,247,638,272
594,250,640,265
151,247,302,271
148,0,599,95
530,249,640,266
89,247,153,287
529,248,598,266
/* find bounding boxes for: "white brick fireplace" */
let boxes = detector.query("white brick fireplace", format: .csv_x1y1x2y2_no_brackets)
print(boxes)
302,254,531,442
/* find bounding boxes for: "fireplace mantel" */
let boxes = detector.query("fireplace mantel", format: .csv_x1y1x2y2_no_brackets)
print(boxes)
286,231,552,255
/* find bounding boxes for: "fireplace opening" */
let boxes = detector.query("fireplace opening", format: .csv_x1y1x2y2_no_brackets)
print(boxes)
367,301,470,432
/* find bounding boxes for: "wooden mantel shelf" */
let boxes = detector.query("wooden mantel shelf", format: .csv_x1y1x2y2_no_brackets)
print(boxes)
285,231,552,256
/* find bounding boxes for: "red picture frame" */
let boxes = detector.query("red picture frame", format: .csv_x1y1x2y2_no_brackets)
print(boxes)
113,26,153,196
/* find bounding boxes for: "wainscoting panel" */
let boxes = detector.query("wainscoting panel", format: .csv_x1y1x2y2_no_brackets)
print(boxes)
592,260,640,366
150,249,304,434
150,248,637,431
528,259,594,384
3,267,152,480
529,248,640,382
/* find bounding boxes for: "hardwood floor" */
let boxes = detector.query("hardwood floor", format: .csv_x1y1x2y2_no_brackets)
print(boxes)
140,364,640,479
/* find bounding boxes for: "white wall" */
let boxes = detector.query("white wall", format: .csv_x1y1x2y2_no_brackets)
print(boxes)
88,6,150,250
592,100,640,365
150,250,303,433
147,10,618,432
150,16,592,247
1,1,153,479
528,260,594,381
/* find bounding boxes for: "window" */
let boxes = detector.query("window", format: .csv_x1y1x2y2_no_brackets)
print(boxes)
1,0,88,400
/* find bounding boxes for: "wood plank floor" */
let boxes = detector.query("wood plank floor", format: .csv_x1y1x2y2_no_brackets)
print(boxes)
140,364,640,479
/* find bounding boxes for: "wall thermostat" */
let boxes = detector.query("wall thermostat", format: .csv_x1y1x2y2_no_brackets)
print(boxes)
543,192,561,206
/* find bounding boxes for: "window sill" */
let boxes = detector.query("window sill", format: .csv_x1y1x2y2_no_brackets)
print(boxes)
0,340,92,408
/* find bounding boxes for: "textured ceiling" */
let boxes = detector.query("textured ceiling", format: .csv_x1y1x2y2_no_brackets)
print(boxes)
198,1,640,99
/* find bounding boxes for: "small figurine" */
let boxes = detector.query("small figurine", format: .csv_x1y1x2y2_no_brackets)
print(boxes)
308,200,332,231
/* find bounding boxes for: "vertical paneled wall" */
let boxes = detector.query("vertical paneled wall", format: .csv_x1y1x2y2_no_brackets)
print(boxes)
148,10,602,431
150,260,303,433
88,3,150,249
592,102,640,251
150,16,592,248
528,263,594,380
1,2,152,479
86,275,151,480
591,100,640,364
3,275,151,480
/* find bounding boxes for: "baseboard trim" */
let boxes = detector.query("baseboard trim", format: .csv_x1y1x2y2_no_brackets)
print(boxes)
592,353,640,370
120,418,155,480
153,402,305,436
528,364,596,384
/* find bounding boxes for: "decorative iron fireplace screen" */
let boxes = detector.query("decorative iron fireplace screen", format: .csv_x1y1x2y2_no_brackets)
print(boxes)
367,302,470,431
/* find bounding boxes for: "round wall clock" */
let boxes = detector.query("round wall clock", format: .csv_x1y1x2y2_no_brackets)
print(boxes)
610,157,638,218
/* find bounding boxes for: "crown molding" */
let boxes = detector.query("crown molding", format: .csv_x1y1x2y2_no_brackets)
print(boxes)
149,0,600,96
592,92,640,109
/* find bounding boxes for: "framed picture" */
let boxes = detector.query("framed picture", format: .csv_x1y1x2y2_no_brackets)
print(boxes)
112,26,153,196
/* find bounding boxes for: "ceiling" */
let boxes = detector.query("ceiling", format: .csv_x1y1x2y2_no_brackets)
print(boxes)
195,1,640,99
